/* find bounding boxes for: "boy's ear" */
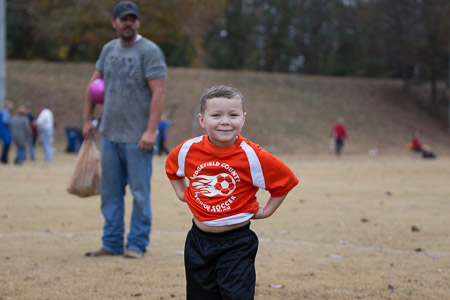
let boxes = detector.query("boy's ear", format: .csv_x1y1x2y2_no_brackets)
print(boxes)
198,113,206,129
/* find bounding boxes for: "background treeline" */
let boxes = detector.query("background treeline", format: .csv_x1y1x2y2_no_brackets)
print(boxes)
6,0,450,114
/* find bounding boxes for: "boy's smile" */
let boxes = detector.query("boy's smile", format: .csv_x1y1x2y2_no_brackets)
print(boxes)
198,96,246,147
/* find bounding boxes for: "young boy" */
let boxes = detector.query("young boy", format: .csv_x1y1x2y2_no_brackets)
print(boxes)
165,85,299,299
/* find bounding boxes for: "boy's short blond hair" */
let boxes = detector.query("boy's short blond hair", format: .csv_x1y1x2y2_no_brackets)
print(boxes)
199,85,245,114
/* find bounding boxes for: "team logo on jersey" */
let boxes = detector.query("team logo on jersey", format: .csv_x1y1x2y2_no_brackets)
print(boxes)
192,173,236,197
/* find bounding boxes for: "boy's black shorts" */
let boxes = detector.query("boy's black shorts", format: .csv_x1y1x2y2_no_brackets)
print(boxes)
184,221,259,300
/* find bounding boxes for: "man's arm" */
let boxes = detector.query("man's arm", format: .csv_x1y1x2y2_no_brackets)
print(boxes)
82,70,102,139
137,79,166,151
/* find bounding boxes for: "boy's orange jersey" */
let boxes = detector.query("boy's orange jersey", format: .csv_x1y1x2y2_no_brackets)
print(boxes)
165,135,299,224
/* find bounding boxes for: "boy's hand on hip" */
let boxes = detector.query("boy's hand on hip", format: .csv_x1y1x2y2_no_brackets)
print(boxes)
252,207,266,219
252,195,287,220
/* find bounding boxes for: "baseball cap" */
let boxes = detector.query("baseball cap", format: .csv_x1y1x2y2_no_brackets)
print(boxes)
113,1,139,19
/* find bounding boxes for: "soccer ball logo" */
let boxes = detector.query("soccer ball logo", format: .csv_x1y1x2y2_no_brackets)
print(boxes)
191,173,237,197
214,173,236,196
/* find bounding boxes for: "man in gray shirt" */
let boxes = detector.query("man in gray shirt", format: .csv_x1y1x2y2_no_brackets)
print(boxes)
83,1,167,259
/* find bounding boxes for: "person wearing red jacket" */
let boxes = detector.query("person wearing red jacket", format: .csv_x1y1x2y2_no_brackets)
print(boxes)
331,117,347,156
166,85,299,300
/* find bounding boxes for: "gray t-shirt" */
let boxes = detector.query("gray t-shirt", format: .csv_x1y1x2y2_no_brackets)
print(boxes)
96,36,167,143
10,115,31,148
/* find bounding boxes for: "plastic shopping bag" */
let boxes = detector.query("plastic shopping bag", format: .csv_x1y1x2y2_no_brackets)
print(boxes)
67,138,101,197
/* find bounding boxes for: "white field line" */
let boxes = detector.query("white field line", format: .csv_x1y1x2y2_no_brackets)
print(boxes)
1,230,449,258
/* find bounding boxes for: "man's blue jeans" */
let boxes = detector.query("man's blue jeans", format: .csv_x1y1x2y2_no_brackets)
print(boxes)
100,138,153,254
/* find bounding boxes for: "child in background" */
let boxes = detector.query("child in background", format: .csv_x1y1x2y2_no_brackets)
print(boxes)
156,118,171,155
330,117,347,156
165,85,299,299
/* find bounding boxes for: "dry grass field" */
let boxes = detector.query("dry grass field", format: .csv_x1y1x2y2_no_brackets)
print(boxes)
1,149,449,300
3,60,450,299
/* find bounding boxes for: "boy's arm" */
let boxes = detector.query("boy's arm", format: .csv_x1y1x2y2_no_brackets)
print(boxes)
252,195,287,219
169,179,187,202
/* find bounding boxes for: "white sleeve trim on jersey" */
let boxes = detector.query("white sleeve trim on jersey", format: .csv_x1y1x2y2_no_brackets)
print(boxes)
202,212,254,226
240,141,266,189
176,136,204,177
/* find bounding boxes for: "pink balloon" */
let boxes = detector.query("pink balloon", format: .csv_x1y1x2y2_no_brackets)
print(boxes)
89,78,104,104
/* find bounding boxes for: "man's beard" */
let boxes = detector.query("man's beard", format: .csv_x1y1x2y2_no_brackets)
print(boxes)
120,28,136,41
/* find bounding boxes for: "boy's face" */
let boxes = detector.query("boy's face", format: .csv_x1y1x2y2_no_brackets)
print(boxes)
198,96,246,147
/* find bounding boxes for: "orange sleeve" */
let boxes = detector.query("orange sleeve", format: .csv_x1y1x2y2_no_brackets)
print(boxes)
255,146,299,197
165,143,183,180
